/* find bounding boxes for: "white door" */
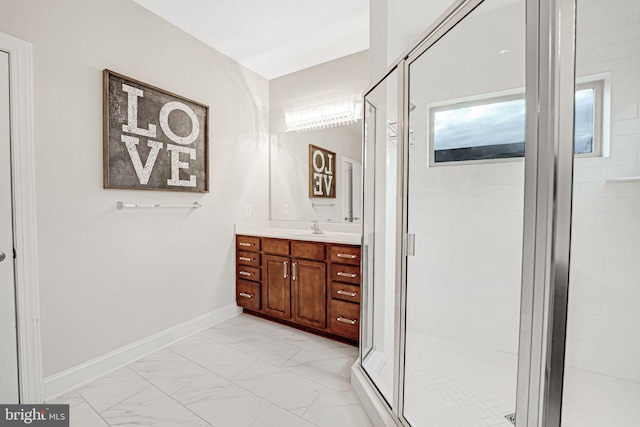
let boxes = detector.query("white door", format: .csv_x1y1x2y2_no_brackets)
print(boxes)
352,161,362,223
0,50,20,403
342,158,363,223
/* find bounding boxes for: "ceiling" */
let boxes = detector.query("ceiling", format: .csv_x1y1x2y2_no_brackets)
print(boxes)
133,0,370,80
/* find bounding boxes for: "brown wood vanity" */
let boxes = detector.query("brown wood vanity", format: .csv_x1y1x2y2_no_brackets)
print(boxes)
235,234,361,345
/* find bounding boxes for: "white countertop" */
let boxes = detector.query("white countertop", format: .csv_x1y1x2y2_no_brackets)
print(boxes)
235,221,361,245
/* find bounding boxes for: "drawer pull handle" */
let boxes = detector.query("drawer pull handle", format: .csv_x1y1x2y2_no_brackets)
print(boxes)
239,242,253,247
239,292,253,299
292,262,297,281
337,253,358,259
337,272,358,278
239,257,253,262
337,316,357,325
283,261,288,279
337,290,357,297
239,271,252,276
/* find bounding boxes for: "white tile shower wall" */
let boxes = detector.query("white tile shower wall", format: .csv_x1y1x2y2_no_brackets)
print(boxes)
405,2,526,355
566,0,640,383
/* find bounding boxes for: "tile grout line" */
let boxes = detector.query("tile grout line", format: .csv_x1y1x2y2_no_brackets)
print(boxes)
73,392,113,427
79,367,154,415
168,337,326,423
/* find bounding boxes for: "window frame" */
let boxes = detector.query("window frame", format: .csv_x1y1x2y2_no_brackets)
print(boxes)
426,76,608,166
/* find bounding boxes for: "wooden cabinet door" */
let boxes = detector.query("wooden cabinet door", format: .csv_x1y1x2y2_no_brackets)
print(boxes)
291,259,327,330
263,255,291,319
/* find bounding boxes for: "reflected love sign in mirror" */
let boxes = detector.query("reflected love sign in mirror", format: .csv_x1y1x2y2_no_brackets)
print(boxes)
309,144,336,198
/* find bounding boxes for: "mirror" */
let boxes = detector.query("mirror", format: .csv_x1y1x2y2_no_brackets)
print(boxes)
270,122,362,223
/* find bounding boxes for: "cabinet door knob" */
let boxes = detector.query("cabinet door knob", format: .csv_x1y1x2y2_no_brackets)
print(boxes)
283,261,288,279
337,316,357,325
292,262,297,281
337,289,357,297
337,272,358,278
239,292,253,298
337,253,358,259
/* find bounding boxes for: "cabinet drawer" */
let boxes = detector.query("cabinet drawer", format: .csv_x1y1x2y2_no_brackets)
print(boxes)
237,235,260,252
237,265,261,282
237,250,260,267
263,238,290,256
329,299,360,341
292,241,325,261
237,280,261,311
329,245,361,265
330,282,360,304
330,264,360,284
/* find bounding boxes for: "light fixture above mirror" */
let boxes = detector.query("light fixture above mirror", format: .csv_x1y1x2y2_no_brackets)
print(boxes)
285,98,358,132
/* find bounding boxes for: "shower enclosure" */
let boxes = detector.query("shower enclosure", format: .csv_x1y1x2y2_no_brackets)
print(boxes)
358,0,640,426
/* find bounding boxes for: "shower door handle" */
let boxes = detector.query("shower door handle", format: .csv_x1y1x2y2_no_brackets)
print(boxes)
406,234,415,256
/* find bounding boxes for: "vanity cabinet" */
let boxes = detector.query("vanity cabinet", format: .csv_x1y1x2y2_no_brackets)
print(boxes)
291,258,326,330
235,234,360,344
263,254,291,319
328,245,361,341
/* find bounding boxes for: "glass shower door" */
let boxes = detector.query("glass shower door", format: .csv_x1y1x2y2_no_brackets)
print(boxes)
361,68,399,405
403,0,527,425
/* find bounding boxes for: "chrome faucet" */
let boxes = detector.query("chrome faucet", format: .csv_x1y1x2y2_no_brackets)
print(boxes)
310,221,324,234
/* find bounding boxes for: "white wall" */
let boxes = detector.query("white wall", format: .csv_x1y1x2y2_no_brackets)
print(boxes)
369,0,456,80
565,0,640,382
0,0,269,377
269,50,369,222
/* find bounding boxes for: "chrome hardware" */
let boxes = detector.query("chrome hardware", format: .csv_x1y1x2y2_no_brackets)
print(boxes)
0,251,5,262
337,316,357,325
117,201,202,210
239,256,253,262
337,253,357,259
292,262,297,281
337,289,357,297
310,220,324,234
283,261,288,279
239,271,252,276
239,242,253,247
406,233,416,256
239,292,253,298
337,272,357,278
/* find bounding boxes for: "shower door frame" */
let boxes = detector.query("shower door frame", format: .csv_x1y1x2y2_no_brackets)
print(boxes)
358,0,578,424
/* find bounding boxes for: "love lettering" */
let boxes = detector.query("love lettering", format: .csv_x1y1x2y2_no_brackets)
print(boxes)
310,145,336,197
120,84,200,187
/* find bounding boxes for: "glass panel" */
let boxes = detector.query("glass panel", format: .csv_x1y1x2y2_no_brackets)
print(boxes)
574,88,595,155
404,0,526,425
431,89,597,163
561,0,640,425
361,68,399,405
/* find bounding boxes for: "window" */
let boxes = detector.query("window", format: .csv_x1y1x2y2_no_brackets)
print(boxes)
429,80,605,165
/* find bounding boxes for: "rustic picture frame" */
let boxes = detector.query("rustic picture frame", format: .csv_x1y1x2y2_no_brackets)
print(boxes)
103,69,209,192
308,144,336,198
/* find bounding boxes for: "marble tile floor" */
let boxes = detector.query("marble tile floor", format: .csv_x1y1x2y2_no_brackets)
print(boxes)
49,314,373,427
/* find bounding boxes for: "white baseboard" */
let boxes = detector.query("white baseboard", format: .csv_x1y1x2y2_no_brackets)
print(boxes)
351,362,398,427
43,304,241,401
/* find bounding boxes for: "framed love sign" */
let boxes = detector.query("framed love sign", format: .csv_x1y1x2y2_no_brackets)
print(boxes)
103,70,209,192
309,144,336,198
